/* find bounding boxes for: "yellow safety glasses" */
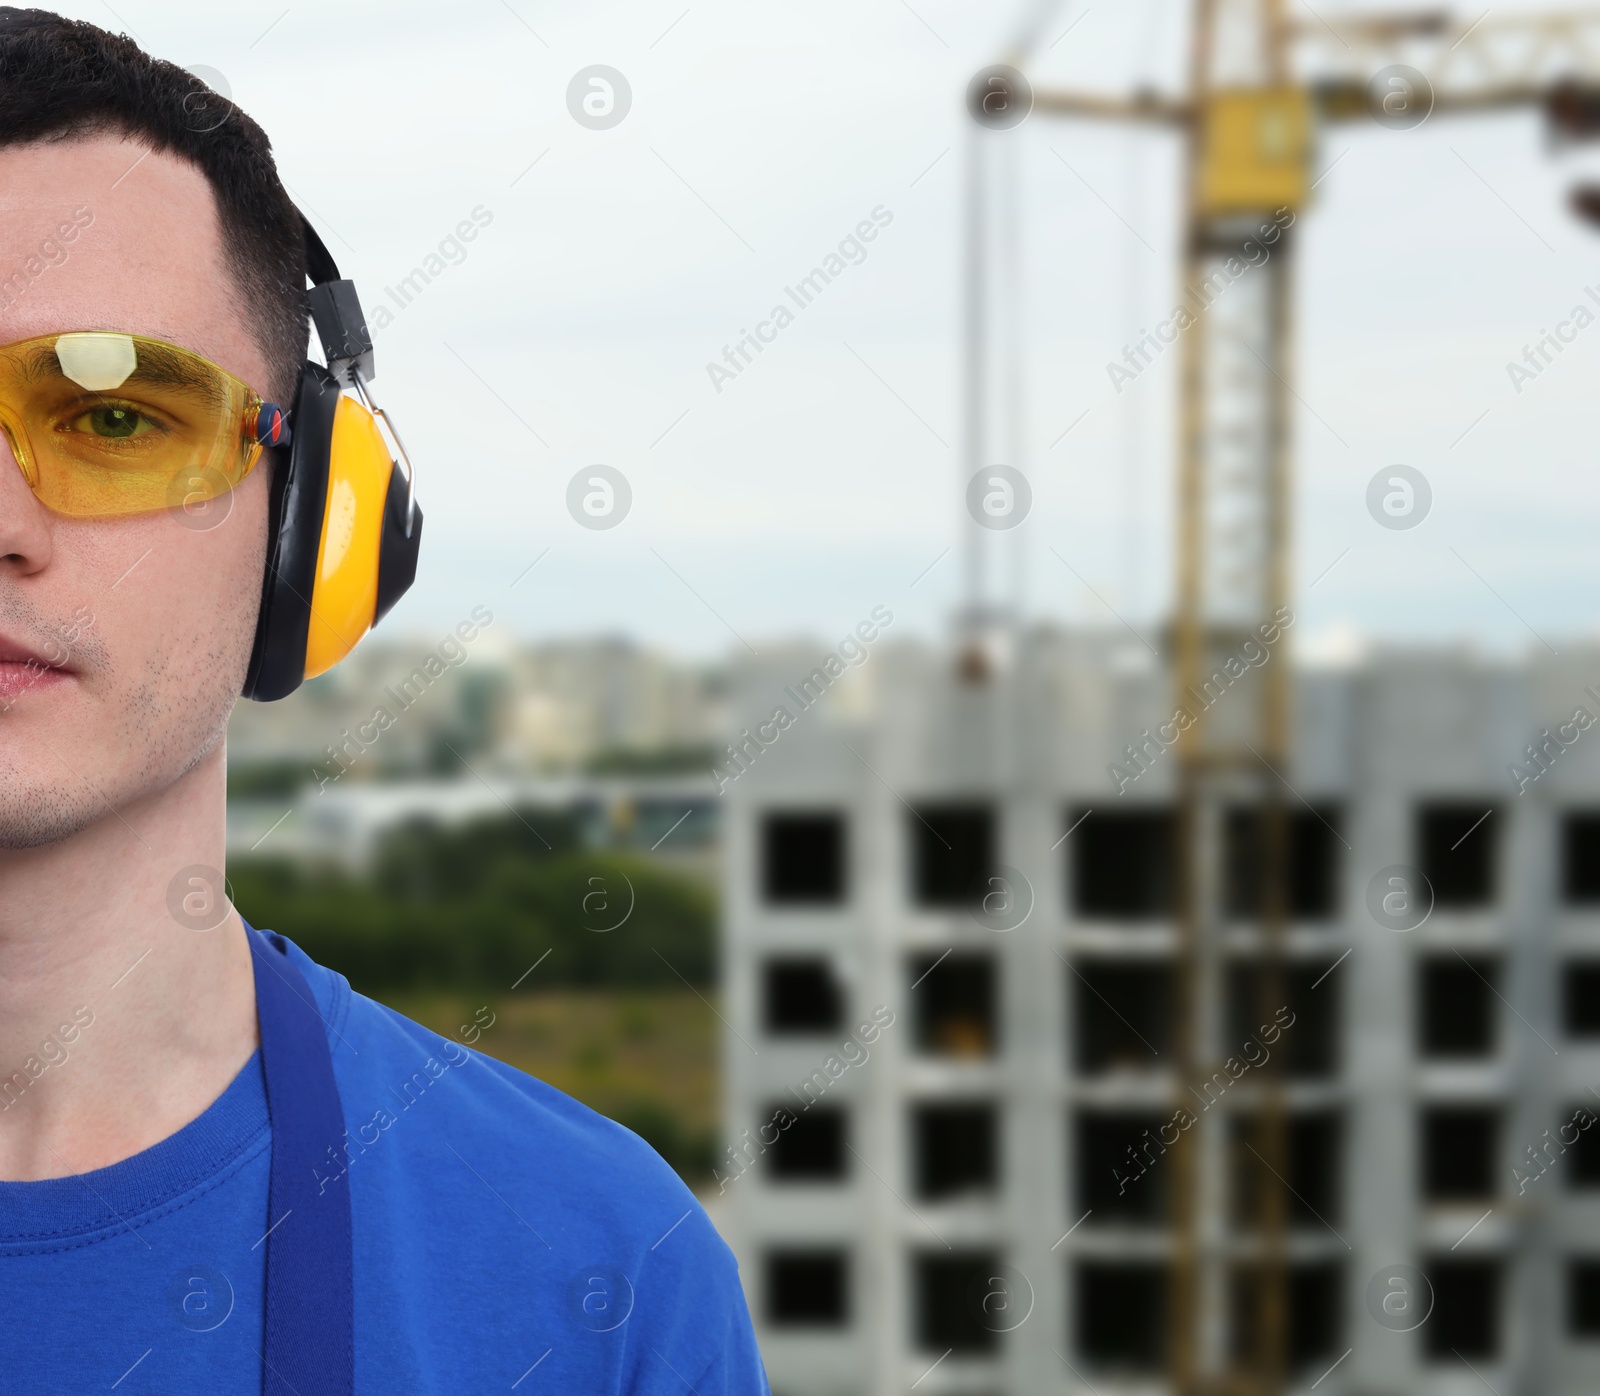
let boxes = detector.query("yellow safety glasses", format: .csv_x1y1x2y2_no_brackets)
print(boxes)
0,331,289,519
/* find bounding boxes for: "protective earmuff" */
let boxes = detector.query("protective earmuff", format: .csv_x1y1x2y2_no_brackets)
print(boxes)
242,218,423,702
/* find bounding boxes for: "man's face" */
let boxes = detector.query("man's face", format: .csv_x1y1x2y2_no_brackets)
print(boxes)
0,134,273,848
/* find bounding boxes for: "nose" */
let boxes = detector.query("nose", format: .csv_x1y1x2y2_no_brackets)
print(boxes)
0,419,55,578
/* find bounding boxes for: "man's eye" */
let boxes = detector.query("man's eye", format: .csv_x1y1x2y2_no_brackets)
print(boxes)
71,405,155,439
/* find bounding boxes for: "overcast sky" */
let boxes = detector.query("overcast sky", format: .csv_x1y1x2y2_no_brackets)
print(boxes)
43,0,1600,661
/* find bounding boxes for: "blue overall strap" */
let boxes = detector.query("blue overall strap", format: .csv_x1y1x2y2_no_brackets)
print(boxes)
247,924,354,1396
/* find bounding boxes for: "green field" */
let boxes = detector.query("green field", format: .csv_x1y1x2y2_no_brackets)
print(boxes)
382,987,721,1184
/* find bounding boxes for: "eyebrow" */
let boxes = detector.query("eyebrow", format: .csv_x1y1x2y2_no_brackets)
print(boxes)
15,337,231,408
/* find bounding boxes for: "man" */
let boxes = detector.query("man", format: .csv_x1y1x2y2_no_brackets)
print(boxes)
0,10,767,1393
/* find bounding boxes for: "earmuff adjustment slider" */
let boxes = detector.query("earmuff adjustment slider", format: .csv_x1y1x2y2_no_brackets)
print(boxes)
307,278,374,388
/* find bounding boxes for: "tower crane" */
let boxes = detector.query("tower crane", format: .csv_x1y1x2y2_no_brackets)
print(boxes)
968,4,1600,1391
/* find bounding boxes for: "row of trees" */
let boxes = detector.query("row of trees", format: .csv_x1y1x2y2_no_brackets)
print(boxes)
229,809,716,993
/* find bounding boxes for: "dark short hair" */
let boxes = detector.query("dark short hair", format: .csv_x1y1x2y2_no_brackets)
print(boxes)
0,8,308,402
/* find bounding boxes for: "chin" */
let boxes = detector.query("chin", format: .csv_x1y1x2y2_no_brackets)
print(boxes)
0,777,115,850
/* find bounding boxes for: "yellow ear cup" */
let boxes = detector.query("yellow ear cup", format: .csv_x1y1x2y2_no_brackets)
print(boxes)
303,395,394,680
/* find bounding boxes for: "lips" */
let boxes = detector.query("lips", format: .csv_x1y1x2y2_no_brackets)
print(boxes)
0,633,61,667
0,631,74,705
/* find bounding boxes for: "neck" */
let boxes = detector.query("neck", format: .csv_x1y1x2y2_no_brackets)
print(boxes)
0,740,258,1180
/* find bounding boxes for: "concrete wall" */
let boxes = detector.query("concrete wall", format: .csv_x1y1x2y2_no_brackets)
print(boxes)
720,631,1600,1396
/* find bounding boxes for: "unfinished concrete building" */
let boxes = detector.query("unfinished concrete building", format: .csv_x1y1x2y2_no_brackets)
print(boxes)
717,629,1600,1396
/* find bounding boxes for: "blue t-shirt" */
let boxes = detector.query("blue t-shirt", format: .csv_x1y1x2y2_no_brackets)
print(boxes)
0,934,769,1394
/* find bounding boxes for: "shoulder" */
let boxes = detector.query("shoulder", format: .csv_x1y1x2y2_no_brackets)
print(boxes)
269,933,767,1393
279,932,701,1246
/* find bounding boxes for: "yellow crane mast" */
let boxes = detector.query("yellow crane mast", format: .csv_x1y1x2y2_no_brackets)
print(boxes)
977,4,1600,1391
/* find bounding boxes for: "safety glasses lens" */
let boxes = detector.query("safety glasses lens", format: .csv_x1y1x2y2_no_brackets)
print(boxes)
0,332,263,518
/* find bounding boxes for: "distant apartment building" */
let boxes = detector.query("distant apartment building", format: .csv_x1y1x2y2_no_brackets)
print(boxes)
718,630,1600,1396
503,637,727,769
226,633,726,783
